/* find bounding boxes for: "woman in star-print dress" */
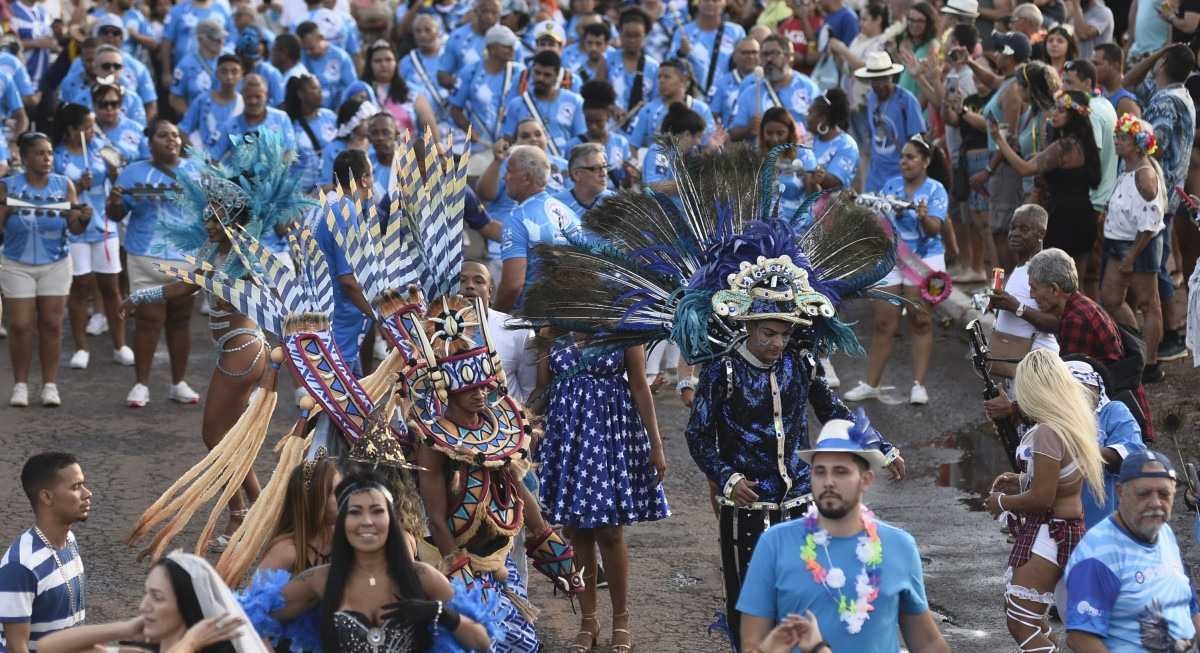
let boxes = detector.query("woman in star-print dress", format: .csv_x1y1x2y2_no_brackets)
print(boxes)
535,334,669,653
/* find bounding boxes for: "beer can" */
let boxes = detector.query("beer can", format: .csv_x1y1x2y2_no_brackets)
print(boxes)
991,267,1005,292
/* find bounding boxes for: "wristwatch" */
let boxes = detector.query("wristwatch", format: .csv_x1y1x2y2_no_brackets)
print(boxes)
1015,304,1027,318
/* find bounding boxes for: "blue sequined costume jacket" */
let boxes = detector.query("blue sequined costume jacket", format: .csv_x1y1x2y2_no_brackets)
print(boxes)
685,339,894,503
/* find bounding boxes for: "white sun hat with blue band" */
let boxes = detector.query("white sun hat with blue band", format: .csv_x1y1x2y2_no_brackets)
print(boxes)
800,408,888,471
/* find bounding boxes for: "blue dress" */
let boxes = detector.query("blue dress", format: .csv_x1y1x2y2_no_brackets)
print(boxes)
538,341,671,528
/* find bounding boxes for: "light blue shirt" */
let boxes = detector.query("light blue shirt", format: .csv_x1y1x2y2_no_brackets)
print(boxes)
0,51,34,98
627,96,716,149
55,137,112,244
565,133,634,189
1083,402,1145,528
162,1,233,65
449,60,524,143
251,60,287,106
302,44,358,109
553,186,614,217
731,72,821,136
293,108,338,192
170,52,223,105
0,172,73,264
179,91,244,157
878,176,948,257
312,195,371,372
61,84,146,127
400,48,449,117
812,131,860,188
709,68,748,125
10,1,54,84
101,116,150,164
602,49,659,111
440,24,489,77
209,108,297,161
118,159,197,259
737,518,930,653
501,189,580,307
62,51,157,105
502,89,587,155
1131,0,1171,58
290,8,361,55
669,20,746,95
1066,518,1199,651
865,87,925,192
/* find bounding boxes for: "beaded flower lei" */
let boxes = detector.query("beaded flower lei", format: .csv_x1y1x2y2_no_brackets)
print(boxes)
799,505,883,634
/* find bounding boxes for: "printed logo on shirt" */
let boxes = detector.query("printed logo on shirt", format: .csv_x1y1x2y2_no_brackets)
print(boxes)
463,48,481,66
1075,601,1102,617
196,72,212,92
719,34,735,55
556,102,574,127
654,152,669,175
872,111,899,155
182,13,199,28
324,59,341,82
545,198,574,238
791,90,811,118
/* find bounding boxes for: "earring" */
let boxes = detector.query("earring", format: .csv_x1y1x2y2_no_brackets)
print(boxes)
817,123,830,136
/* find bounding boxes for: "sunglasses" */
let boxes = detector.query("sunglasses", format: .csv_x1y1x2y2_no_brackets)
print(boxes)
98,61,124,71
574,164,608,173
96,100,121,109
99,27,123,36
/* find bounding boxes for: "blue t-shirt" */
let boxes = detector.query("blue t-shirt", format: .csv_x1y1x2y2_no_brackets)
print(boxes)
118,159,197,260
170,52,222,105
11,1,55,84
302,44,358,109
162,1,233,65
179,92,244,157
865,87,926,192
400,48,449,117
565,133,634,189
1083,402,1146,528
61,52,157,105
502,89,587,156
730,72,821,134
209,108,298,161
602,49,660,111
0,74,24,160
709,69,749,125
312,195,371,372
0,51,34,98
0,529,85,651
669,20,747,95
812,131,860,188
777,167,809,231
252,60,287,107
54,137,112,244
449,60,525,144
101,116,151,164
821,7,860,46
737,517,930,653
501,190,580,306
627,96,716,149
440,24,489,78
878,176,948,257
553,187,614,217
0,172,73,264
293,108,338,192
1066,517,1199,651
289,8,361,56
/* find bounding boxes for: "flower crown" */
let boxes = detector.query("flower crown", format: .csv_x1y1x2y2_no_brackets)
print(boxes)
1054,90,1090,117
1115,113,1158,156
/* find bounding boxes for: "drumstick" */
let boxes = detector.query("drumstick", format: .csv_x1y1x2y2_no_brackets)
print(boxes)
753,65,763,119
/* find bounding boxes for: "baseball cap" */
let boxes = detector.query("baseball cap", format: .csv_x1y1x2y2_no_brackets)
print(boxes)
1117,450,1178,483
485,25,519,47
991,31,1031,62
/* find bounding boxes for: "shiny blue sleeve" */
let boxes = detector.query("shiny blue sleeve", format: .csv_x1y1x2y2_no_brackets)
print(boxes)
684,359,739,492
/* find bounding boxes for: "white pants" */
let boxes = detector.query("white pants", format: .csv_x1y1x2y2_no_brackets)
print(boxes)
70,239,122,276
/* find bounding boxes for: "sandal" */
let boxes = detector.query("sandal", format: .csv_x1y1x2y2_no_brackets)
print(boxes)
610,611,633,653
569,613,599,653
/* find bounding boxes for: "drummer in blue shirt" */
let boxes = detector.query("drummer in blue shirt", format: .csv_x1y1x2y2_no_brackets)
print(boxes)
855,51,925,192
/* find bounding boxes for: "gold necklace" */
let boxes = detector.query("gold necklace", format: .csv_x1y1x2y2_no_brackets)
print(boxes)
33,527,78,616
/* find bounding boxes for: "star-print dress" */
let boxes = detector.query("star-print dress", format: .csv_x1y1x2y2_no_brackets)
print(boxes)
537,340,671,528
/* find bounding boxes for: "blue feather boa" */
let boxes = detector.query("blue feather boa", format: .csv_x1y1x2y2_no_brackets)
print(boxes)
238,569,322,652
431,579,509,652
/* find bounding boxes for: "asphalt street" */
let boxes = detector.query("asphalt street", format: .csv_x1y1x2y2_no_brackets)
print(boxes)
0,300,1014,651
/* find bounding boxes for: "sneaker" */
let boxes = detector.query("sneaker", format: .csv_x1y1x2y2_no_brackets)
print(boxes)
168,381,201,404
820,356,840,389
126,383,150,408
910,382,929,405
41,383,60,407
1143,364,1165,384
1158,333,1189,362
113,346,135,366
69,350,90,369
84,313,108,335
10,383,28,407
843,381,881,402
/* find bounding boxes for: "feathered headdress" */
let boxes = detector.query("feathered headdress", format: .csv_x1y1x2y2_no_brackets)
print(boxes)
158,130,314,277
518,143,896,362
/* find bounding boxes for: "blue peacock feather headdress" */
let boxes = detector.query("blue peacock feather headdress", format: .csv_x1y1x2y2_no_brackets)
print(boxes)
518,142,897,363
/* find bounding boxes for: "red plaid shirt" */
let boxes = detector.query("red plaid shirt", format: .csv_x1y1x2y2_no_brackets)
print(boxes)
1057,292,1124,362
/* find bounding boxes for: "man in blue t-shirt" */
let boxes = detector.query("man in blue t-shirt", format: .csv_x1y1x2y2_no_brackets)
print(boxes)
818,0,860,45
0,453,91,652
297,21,357,109
493,144,580,312
855,51,925,192
502,50,587,159
738,419,945,653
1065,451,1200,653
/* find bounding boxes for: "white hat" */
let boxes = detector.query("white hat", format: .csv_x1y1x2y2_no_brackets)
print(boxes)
533,20,566,44
799,409,888,471
853,51,905,79
485,25,519,47
941,0,980,17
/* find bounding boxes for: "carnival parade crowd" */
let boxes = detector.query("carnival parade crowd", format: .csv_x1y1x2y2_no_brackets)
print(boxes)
3,0,1200,649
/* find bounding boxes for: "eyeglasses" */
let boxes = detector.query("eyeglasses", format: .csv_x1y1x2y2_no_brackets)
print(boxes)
98,61,123,71
574,164,608,173
96,100,121,109
99,27,123,37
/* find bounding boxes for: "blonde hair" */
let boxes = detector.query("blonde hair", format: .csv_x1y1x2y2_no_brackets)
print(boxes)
1013,349,1106,502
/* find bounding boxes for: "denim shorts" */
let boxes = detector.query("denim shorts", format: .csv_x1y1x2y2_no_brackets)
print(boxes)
1103,231,1164,273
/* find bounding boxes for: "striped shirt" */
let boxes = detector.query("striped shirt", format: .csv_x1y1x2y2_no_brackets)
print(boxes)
0,529,86,651
9,0,55,86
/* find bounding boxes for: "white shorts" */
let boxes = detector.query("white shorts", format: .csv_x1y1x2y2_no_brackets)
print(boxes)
70,239,122,276
880,253,947,288
127,253,183,292
0,255,73,298
1030,523,1060,567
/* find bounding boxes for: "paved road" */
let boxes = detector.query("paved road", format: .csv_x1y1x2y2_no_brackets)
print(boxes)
0,302,1014,651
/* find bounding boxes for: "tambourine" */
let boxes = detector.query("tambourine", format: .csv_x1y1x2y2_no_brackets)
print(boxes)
98,145,125,171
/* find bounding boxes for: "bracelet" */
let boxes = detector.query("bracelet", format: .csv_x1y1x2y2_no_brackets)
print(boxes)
985,165,996,175
996,493,1007,512
677,377,698,392
130,286,164,305
438,604,462,632
433,600,443,629
809,641,833,653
